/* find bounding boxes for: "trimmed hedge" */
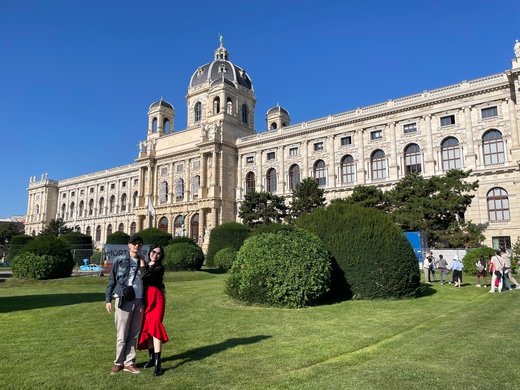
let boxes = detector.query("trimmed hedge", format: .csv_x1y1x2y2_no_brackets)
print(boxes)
164,242,204,271
13,235,74,279
170,236,198,246
462,246,496,275
249,223,294,236
296,202,420,300
6,234,34,262
139,228,173,247
206,222,250,267
60,232,93,266
214,248,237,270
226,229,332,308
106,231,130,245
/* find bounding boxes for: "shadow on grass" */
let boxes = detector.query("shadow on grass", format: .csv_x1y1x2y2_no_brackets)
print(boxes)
416,283,437,298
200,267,227,275
0,293,105,313
164,335,272,370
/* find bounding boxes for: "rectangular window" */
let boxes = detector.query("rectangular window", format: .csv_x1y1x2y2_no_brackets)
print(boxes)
289,147,298,156
440,115,455,127
80,190,84,195
110,183,115,190
192,159,200,170
370,130,382,140
133,179,138,186
71,191,75,197
90,187,95,193
246,156,254,164
160,167,168,176
99,185,104,192
121,181,127,188
340,136,352,146
62,193,66,198
403,123,417,134
176,163,184,173
314,142,324,151
481,106,498,119
267,152,275,160
492,236,511,250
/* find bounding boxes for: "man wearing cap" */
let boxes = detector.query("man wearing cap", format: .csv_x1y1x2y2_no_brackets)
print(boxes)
105,234,146,374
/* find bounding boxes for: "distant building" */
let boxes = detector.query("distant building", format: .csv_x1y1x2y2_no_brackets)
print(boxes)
25,40,520,250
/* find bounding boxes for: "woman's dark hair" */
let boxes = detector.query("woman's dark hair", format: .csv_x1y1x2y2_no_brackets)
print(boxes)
148,244,164,264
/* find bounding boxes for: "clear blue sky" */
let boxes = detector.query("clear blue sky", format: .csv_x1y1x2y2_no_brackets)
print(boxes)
1,0,519,218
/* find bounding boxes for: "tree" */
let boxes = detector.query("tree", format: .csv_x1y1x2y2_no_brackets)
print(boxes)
238,191,288,228
289,177,326,221
331,185,389,211
0,222,23,244
39,218,73,237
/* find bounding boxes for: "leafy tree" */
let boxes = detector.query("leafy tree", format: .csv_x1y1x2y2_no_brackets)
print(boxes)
331,185,388,211
512,237,520,269
238,191,288,228
289,177,326,221
0,222,23,244
39,218,73,236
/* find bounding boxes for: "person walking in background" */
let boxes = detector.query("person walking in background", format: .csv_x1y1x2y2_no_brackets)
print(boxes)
500,248,520,290
423,252,432,284
450,255,464,288
105,235,145,374
475,256,488,288
138,245,169,376
489,250,505,293
435,254,449,285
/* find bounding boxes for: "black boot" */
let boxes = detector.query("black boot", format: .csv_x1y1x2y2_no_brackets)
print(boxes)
153,352,163,376
143,348,154,369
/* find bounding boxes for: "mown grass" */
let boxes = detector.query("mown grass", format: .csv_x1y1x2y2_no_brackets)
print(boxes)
1,272,519,389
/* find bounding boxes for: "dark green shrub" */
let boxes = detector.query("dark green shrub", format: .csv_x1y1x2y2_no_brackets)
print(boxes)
90,250,102,264
170,236,198,246
106,231,130,245
6,234,34,262
164,242,204,271
249,223,294,236
214,248,237,270
139,228,173,247
226,229,332,308
14,235,74,279
60,232,93,266
11,253,60,279
206,222,250,267
296,203,420,300
462,246,496,275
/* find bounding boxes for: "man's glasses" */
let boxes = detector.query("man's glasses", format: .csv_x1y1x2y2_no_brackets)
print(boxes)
130,242,143,247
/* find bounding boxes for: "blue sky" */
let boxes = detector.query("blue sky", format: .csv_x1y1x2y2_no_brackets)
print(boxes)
1,0,519,218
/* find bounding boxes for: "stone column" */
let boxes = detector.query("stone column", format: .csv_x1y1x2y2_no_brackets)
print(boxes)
185,158,191,201
464,106,477,170
328,135,336,188
301,140,309,178
388,122,399,179
357,129,366,184
423,114,435,174
279,145,285,193
507,98,520,149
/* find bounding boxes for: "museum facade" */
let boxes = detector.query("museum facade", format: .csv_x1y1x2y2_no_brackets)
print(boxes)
25,40,520,250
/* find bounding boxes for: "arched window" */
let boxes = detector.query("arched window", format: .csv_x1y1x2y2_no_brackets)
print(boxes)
175,178,184,201
190,213,199,242
109,195,115,213
270,122,277,130
266,168,277,192
118,223,124,232
482,129,505,165
152,117,158,132
441,137,462,170
241,104,248,124
61,203,66,219
159,181,168,204
107,224,113,236
226,98,233,115
79,201,84,217
98,197,105,215
70,202,75,219
158,217,168,232
120,193,127,212
88,199,94,216
132,191,138,209
371,150,387,180
246,172,256,194
288,164,300,190
86,226,91,237
340,155,355,184
404,144,422,174
192,176,200,199
194,102,202,122
130,222,136,235
213,97,220,114
95,225,101,242
174,215,184,237
487,187,510,222
35,204,40,215
163,118,170,134
313,160,326,187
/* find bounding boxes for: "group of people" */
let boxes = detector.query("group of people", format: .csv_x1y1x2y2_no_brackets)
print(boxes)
105,235,169,376
422,248,520,292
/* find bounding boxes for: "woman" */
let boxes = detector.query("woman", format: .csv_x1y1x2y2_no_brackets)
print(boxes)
138,245,169,376
449,255,464,288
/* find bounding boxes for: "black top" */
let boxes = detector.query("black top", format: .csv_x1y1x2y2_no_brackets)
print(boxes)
141,263,165,290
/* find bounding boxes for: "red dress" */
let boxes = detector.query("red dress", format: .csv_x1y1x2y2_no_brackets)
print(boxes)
138,265,169,350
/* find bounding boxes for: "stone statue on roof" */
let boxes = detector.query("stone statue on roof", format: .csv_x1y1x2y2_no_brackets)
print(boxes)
515,39,520,58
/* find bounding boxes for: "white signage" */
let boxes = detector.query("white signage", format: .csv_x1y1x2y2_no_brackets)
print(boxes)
104,244,150,264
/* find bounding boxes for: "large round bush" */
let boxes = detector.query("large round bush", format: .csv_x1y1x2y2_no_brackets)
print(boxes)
139,228,173,247
214,247,237,270
164,242,204,271
13,235,74,279
206,222,250,267
462,246,496,275
106,231,130,244
249,223,294,236
296,203,420,300
226,229,332,308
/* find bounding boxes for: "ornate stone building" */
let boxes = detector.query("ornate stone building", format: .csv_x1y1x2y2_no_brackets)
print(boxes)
25,40,520,250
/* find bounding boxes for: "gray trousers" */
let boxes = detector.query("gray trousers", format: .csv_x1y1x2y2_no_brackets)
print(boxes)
114,298,143,366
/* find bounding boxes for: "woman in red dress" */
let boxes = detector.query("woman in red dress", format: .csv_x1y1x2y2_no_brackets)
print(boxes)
138,245,169,376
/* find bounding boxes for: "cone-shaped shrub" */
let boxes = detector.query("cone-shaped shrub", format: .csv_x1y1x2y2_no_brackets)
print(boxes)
226,229,332,308
296,203,420,299
206,222,250,267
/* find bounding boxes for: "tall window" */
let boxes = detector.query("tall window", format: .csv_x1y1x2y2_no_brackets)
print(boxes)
266,168,277,192
441,137,462,170
70,202,75,219
371,150,387,180
86,226,91,237
246,172,255,193
158,217,168,232
109,195,115,213
404,144,422,173
118,223,124,232
340,155,355,184
120,193,127,212
132,191,138,209
192,176,200,199
175,178,184,201
213,97,220,114
174,215,184,237
226,98,233,115
152,117,158,132
163,118,170,133
313,160,326,186
159,181,168,204
194,102,202,122
107,224,113,236
98,197,105,215
79,200,84,217
61,203,66,219
288,164,300,190
482,129,505,165
487,187,510,222
88,199,94,216
130,222,136,235
95,225,101,242
241,104,248,124
191,213,199,242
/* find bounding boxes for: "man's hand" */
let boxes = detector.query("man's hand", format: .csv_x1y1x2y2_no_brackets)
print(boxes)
105,302,112,313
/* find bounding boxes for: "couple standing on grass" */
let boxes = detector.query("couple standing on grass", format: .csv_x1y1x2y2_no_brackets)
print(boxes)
104,234,169,376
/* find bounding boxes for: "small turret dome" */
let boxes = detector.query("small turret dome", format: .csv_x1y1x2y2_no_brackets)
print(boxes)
266,104,289,117
149,99,174,111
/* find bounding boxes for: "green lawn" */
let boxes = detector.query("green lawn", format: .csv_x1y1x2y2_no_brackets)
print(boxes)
1,271,519,389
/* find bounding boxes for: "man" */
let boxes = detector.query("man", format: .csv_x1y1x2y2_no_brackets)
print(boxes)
105,234,146,374
501,248,520,290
